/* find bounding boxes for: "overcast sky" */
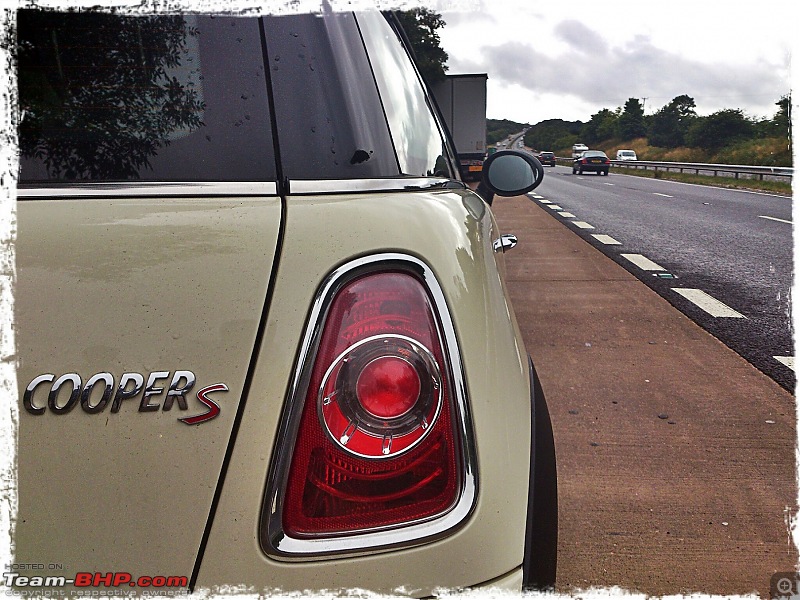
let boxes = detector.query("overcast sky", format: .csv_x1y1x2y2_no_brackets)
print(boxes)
433,0,795,125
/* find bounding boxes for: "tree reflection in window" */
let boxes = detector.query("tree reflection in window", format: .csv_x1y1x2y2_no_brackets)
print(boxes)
18,11,205,180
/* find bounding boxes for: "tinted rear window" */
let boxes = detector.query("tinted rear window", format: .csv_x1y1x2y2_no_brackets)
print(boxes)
263,11,399,180
18,11,276,182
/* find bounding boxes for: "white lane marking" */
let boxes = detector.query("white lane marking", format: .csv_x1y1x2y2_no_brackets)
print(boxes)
654,193,673,198
603,183,615,186
548,205,563,210
530,194,545,199
621,254,666,271
592,234,622,245
671,288,746,318
558,212,576,218
538,199,552,204
759,215,792,225
571,221,595,229
774,356,795,371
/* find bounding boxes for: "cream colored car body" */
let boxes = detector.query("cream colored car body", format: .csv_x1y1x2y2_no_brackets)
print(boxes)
15,185,531,595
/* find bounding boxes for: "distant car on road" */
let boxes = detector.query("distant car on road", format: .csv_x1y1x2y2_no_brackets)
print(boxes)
573,150,611,175
571,143,588,158
537,151,556,167
616,149,637,161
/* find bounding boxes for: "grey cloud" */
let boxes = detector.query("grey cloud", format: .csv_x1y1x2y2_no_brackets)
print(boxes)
554,20,608,56
450,36,788,118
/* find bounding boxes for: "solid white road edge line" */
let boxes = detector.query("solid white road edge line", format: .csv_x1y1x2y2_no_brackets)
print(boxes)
671,288,746,318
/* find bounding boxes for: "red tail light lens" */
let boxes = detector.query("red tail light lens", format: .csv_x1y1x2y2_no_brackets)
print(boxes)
282,271,462,537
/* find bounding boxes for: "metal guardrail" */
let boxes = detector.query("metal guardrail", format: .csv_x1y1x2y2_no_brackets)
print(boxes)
555,156,793,181
610,160,793,181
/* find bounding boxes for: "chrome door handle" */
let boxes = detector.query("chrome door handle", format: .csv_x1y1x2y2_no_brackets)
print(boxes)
493,234,518,253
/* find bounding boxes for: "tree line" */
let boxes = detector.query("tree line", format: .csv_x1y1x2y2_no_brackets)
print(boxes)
522,95,791,165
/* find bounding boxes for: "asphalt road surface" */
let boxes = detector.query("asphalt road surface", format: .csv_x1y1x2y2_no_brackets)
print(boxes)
529,165,794,392
491,192,797,597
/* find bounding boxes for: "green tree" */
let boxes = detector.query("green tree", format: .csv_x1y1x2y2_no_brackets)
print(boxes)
648,94,697,148
686,109,755,151
395,9,449,84
581,108,618,144
615,97,646,140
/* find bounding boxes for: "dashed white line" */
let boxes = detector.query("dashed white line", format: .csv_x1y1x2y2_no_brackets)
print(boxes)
671,288,746,318
571,221,595,229
603,183,615,186
759,215,792,225
592,234,622,245
653,193,673,198
558,212,576,218
621,254,666,271
548,205,563,210
538,199,552,204
530,194,545,199
774,356,795,371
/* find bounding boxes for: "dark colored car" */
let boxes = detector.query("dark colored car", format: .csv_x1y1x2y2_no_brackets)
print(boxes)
573,150,611,175
537,151,556,167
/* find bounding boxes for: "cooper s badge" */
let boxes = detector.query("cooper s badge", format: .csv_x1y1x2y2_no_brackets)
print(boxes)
22,370,228,425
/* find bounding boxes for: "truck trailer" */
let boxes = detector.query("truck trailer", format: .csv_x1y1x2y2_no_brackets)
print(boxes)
431,74,488,182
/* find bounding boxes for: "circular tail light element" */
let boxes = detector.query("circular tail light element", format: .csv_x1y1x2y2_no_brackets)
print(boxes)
319,335,443,459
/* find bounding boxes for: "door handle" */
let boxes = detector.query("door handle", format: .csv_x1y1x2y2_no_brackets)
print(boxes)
493,234,518,253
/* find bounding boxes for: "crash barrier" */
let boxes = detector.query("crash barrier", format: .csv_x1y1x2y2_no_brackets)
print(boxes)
555,156,792,181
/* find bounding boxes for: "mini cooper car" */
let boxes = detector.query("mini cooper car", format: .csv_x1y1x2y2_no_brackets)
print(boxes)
573,150,611,175
14,8,557,597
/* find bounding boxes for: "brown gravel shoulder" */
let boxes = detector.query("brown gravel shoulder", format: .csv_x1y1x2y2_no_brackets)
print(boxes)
492,195,797,597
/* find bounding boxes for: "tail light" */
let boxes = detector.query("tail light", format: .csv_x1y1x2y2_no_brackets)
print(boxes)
263,256,474,557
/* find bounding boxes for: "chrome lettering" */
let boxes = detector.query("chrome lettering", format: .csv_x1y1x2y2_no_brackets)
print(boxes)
111,372,145,413
81,372,114,414
163,370,195,411
22,370,223,425
48,373,81,414
140,371,169,412
23,374,53,415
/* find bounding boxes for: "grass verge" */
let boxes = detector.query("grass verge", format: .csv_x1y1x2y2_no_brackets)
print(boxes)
610,166,792,195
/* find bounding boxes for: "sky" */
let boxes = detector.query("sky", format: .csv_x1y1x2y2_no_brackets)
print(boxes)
434,0,796,125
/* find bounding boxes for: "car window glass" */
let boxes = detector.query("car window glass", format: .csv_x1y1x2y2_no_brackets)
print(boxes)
18,11,276,182
263,12,399,180
355,11,453,179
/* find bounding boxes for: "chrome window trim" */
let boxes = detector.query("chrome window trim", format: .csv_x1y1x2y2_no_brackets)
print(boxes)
289,178,465,195
16,182,279,199
260,253,478,561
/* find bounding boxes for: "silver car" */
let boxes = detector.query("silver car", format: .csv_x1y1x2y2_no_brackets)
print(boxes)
14,8,556,596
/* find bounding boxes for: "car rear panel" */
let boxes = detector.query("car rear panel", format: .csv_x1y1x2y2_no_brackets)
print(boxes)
15,191,281,580
194,189,531,595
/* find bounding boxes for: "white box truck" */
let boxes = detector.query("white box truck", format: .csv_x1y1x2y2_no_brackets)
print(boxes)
431,74,487,182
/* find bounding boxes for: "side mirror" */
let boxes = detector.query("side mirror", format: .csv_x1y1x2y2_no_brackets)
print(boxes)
475,150,544,205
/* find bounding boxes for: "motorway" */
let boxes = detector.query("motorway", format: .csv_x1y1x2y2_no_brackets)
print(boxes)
530,164,794,392
490,174,797,595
